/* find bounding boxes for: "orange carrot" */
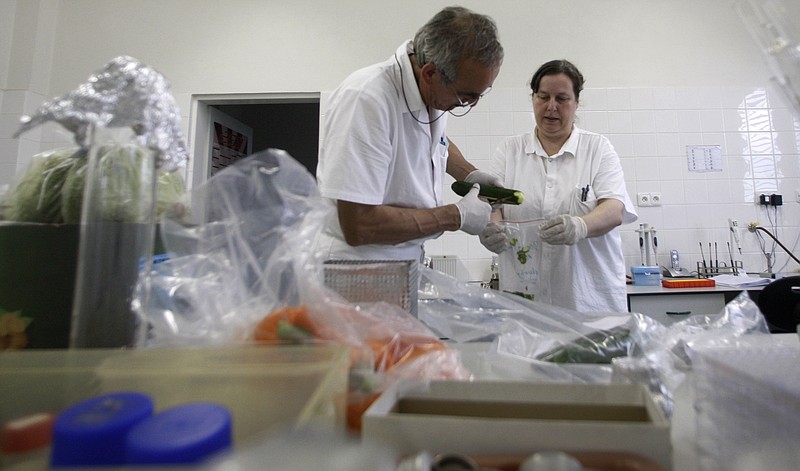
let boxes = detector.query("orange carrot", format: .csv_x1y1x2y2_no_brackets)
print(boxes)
367,333,446,372
346,392,381,432
253,305,317,342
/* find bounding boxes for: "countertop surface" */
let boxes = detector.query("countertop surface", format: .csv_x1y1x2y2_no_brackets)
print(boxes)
627,281,766,295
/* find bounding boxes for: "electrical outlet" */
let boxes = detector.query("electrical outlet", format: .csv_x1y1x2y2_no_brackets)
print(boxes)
637,192,652,207
650,192,662,206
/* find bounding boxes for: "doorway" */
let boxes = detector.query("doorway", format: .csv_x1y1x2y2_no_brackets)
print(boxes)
187,92,320,191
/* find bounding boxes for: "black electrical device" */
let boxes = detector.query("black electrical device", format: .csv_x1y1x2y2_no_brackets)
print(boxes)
770,194,783,206
759,194,771,205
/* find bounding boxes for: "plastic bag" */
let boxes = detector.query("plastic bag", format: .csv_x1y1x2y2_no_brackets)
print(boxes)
612,291,770,416
418,267,635,383
137,149,470,432
418,269,772,416
139,149,324,345
252,298,469,432
497,219,544,298
682,328,800,471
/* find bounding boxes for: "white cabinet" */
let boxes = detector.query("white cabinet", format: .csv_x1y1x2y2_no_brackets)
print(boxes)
628,292,726,325
626,285,759,326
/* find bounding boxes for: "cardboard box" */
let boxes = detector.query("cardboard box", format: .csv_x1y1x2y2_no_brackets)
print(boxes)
363,380,671,470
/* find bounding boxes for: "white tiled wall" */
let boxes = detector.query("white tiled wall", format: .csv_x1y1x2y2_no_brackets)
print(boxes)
0,89,73,188
428,86,800,282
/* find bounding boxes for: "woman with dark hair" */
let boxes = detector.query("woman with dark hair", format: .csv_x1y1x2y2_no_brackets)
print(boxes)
479,60,638,312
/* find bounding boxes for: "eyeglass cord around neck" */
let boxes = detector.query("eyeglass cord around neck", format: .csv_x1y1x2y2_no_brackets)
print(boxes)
394,53,449,125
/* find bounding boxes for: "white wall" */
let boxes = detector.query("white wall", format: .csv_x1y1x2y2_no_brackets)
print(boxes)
1,0,799,281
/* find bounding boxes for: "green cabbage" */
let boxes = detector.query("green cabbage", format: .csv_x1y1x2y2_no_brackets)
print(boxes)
92,143,149,223
3,148,81,223
2,145,189,224
61,149,88,224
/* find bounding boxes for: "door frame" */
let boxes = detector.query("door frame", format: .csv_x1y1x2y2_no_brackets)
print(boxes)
187,92,320,191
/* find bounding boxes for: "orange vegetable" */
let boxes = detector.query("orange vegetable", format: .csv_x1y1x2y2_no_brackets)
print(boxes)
346,392,381,432
366,333,446,372
252,305,317,342
252,305,451,434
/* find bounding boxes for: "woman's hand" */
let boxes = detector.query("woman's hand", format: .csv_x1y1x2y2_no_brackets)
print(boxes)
539,215,587,245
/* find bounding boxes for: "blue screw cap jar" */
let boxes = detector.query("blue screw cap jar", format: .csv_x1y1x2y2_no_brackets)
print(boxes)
125,402,232,464
50,391,154,466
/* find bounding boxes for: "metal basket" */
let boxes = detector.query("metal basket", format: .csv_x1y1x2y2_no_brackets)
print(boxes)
323,259,419,317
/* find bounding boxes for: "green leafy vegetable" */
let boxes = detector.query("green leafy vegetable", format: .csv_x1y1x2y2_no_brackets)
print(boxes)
3,145,189,224
3,148,82,223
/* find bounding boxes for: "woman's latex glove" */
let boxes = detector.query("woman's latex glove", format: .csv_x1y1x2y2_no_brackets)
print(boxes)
455,184,492,235
539,215,587,245
479,222,509,254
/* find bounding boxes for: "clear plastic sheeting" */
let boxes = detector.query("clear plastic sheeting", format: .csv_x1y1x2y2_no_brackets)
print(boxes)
685,333,800,471
613,292,770,416
419,270,772,416
136,149,470,431
13,56,188,172
419,268,635,384
137,148,326,346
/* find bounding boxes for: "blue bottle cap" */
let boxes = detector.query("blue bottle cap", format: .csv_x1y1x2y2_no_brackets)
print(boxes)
50,391,154,466
125,402,232,464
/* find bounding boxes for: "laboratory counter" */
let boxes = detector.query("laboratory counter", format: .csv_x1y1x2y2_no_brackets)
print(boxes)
627,282,762,324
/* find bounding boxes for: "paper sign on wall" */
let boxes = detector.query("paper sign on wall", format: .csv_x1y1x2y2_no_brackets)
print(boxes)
686,145,723,172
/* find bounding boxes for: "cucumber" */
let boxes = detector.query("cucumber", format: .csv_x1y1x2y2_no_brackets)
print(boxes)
451,181,525,205
535,327,632,364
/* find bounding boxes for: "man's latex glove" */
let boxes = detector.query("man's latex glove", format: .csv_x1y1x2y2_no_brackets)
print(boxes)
479,222,509,254
464,170,504,189
539,215,587,245
455,184,492,235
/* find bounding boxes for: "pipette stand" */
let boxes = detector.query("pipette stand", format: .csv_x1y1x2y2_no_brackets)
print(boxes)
632,223,661,285
696,260,744,278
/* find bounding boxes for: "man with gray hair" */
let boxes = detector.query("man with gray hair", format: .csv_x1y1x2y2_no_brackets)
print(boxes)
315,6,505,263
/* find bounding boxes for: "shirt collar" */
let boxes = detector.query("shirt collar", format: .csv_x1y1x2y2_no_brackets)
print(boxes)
394,41,425,114
529,125,580,158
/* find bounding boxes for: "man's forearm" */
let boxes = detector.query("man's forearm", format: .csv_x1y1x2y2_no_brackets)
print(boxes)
445,139,476,181
338,200,461,246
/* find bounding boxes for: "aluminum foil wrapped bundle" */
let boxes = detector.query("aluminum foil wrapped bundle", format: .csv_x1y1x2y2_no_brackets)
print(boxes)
14,55,188,172
7,56,190,348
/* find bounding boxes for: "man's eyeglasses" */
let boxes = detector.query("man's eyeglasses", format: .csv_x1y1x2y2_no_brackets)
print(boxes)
439,69,492,117
448,85,491,117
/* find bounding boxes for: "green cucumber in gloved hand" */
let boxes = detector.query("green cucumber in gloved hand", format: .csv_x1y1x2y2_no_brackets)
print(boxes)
451,181,525,205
